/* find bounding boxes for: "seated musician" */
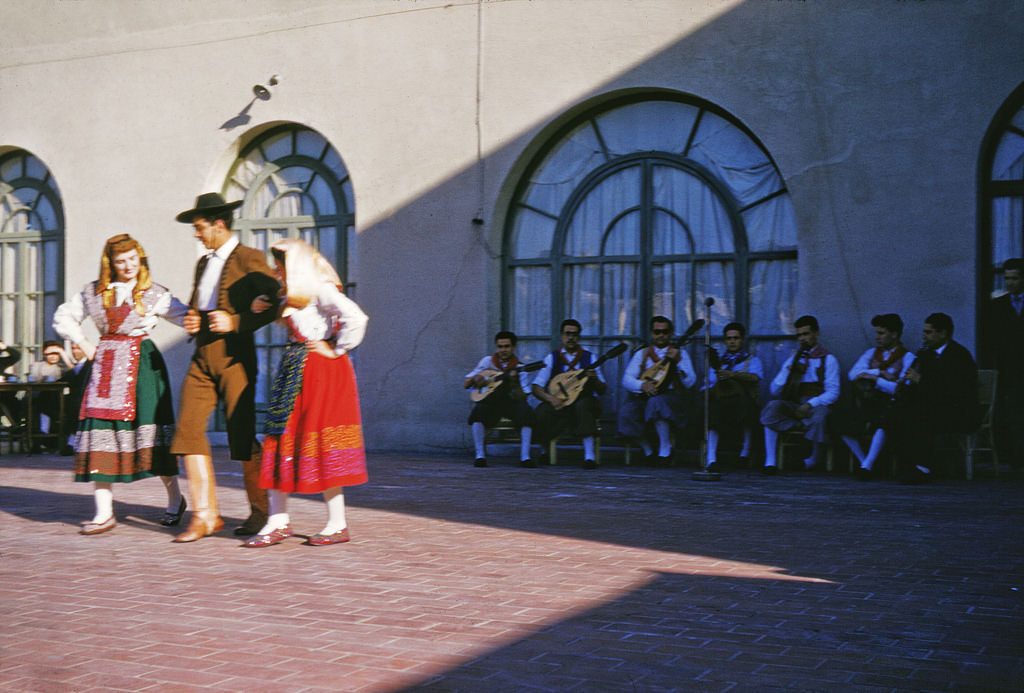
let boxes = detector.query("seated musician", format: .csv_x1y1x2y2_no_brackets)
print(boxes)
464,330,535,468
889,313,979,484
838,313,914,480
531,319,607,469
704,322,763,472
760,315,840,474
618,316,696,466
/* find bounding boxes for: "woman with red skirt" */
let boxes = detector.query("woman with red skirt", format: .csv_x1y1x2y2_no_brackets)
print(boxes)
243,239,369,547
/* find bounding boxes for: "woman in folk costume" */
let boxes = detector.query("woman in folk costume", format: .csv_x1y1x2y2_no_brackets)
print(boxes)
243,238,368,548
53,234,189,534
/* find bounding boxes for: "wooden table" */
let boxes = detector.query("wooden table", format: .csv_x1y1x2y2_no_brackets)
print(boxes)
0,381,69,454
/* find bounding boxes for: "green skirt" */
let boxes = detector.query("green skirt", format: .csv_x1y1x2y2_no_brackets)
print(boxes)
73,339,177,483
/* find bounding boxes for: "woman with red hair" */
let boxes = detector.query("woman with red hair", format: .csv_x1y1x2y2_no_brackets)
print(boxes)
54,233,189,534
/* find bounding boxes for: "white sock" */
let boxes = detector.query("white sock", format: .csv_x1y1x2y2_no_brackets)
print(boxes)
471,422,486,458
804,443,822,468
319,487,347,535
842,436,865,464
740,429,752,457
861,430,886,470
583,436,596,461
640,440,653,456
706,429,719,464
161,476,183,513
655,420,671,457
92,483,113,524
256,490,290,533
40,413,51,434
520,426,533,461
763,429,778,466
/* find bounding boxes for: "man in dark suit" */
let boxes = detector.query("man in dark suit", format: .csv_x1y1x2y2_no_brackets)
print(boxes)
892,313,978,484
983,258,1024,472
170,193,280,542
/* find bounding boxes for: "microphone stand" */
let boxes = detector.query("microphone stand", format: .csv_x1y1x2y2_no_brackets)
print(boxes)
692,297,721,481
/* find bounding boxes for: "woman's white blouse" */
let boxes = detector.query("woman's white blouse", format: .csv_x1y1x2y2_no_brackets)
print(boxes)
286,283,368,356
53,280,189,346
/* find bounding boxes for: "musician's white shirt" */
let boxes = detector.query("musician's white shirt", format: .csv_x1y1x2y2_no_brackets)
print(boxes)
703,353,764,389
621,345,697,394
532,348,607,390
769,351,841,407
465,355,532,395
848,347,916,396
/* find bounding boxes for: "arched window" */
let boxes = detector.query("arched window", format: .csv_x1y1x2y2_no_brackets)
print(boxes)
979,82,1024,304
504,94,798,406
0,150,64,373
223,124,355,420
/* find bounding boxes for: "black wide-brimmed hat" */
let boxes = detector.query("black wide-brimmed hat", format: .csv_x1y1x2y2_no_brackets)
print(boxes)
175,192,244,223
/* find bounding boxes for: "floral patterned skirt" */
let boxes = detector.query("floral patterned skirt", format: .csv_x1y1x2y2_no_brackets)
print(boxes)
259,350,367,493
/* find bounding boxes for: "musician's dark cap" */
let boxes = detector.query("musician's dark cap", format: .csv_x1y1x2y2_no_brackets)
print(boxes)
175,193,243,223
871,313,903,335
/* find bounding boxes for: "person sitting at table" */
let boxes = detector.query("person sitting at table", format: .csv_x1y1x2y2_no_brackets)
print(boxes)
27,340,73,450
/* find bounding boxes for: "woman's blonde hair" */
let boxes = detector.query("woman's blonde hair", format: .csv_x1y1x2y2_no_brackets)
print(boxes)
270,238,342,311
95,233,152,314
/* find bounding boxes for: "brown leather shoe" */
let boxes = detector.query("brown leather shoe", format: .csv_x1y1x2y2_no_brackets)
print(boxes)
172,513,224,543
80,516,117,535
233,510,268,536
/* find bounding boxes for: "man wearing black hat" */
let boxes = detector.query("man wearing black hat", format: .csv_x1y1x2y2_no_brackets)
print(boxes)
170,193,280,542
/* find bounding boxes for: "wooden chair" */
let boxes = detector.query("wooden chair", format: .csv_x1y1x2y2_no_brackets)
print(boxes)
776,429,835,471
961,369,998,480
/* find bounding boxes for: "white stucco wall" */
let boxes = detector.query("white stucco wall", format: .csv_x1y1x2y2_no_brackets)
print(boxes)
1,0,1021,451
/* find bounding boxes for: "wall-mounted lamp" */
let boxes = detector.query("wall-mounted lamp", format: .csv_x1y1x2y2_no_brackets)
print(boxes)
252,75,279,101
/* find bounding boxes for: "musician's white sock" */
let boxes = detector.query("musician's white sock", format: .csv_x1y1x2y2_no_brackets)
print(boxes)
655,420,671,457
861,430,886,470
763,428,778,466
843,436,866,464
520,426,533,461
641,441,654,456
471,421,486,459
706,430,719,464
740,429,752,457
804,442,823,468
583,436,596,460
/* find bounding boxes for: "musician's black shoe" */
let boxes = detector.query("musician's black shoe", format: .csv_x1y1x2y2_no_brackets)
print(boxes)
643,454,658,467
855,467,874,481
520,458,536,468
473,458,488,468
706,462,721,474
899,466,931,485
737,455,751,468
656,455,672,468
761,465,778,476
583,458,597,470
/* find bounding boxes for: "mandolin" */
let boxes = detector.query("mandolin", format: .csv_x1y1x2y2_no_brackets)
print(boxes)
547,342,628,409
637,319,704,394
468,361,543,402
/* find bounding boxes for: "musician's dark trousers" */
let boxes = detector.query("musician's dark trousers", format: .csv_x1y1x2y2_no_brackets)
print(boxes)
760,398,830,443
467,393,534,428
617,392,686,438
533,397,600,444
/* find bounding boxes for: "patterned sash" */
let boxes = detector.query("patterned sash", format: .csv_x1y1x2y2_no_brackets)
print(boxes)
264,342,308,435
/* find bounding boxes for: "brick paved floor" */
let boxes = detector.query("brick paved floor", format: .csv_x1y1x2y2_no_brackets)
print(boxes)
0,450,1021,692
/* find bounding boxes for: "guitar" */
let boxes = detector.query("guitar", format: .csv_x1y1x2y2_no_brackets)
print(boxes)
546,342,628,409
468,361,544,402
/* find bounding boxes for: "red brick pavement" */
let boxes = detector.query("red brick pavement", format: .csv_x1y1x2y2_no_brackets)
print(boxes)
0,450,1022,692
